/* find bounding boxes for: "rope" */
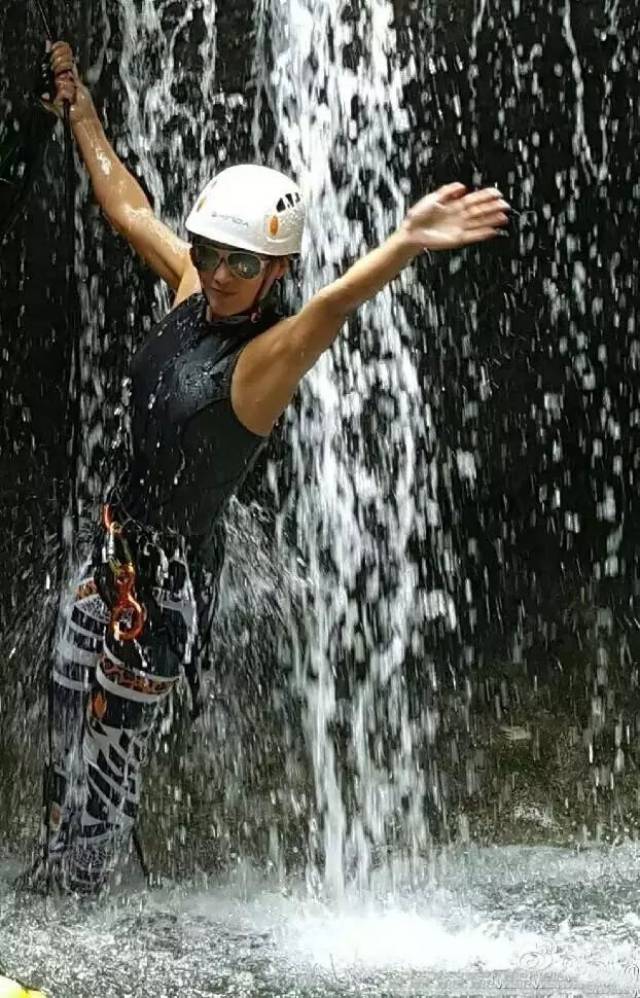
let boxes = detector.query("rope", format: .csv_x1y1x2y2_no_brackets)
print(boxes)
32,0,53,40
63,101,81,546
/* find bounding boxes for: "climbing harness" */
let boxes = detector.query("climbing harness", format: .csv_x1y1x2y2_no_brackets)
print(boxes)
102,504,146,641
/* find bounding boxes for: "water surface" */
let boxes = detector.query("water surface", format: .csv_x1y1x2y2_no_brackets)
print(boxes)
3,844,640,997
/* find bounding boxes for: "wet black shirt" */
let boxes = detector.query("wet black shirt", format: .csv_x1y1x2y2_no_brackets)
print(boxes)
118,292,280,539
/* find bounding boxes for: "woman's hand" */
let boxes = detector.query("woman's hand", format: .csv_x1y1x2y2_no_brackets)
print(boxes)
40,41,96,125
401,183,510,252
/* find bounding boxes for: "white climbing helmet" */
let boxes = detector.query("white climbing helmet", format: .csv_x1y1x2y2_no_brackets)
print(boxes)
186,164,305,257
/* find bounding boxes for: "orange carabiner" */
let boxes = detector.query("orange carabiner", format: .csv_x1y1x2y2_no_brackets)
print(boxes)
102,504,146,641
111,563,146,641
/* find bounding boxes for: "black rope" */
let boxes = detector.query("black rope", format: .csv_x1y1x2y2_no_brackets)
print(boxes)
32,0,53,39
63,105,81,546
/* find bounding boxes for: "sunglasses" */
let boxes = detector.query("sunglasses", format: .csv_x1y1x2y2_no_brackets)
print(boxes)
190,242,270,280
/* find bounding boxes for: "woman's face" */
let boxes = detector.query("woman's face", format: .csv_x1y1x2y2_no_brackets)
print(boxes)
192,239,288,317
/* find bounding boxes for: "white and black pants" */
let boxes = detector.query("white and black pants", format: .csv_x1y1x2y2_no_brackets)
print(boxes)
42,524,218,895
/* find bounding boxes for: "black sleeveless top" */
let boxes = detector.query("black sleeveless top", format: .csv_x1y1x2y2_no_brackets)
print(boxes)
117,293,280,539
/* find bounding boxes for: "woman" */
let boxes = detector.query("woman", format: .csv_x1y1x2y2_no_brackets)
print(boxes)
34,42,510,894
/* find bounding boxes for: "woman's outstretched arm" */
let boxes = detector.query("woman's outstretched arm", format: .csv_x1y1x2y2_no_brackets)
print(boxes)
46,41,189,290
233,184,510,435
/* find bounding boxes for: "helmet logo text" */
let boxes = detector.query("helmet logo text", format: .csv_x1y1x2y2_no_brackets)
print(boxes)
210,211,250,228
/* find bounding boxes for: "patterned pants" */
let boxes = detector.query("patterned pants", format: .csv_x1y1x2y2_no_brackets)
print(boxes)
40,526,215,895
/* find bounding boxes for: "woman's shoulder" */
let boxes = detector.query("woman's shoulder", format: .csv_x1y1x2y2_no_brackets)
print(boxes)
168,288,203,316
131,293,204,371
173,268,202,309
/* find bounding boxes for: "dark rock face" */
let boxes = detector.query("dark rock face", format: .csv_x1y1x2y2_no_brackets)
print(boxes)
395,0,640,845
1,0,640,873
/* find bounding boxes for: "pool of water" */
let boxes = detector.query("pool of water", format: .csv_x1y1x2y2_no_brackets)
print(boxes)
3,843,640,996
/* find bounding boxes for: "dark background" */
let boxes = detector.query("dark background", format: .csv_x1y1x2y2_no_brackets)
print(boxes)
1,0,640,863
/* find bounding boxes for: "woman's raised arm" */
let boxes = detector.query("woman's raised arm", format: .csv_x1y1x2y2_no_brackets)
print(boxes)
47,42,190,291
232,184,510,436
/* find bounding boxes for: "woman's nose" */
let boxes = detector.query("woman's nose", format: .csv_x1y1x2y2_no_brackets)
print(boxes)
213,259,233,283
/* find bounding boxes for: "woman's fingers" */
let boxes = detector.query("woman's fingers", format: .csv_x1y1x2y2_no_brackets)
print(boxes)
50,40,74,58
465,202,509,220
436,182,468,202
50,41,76,77
55,78,76,103
461,226,505,244
464,207,510,229
460,191,510,229
48,42,77,107
462,187,506,207
51,52,73,71
456,191,507,225
40,45,78,115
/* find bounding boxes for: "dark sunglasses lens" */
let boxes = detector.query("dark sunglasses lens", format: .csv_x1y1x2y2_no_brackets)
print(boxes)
228,252,262,279
191,244,221,271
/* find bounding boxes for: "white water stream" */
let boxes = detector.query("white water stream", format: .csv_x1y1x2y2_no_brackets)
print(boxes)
253,0,450,895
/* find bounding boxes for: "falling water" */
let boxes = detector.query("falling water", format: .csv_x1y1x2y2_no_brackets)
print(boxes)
5,0,640,993
254,0,451,893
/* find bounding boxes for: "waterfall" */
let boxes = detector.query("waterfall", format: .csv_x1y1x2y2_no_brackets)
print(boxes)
254,0,452,894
